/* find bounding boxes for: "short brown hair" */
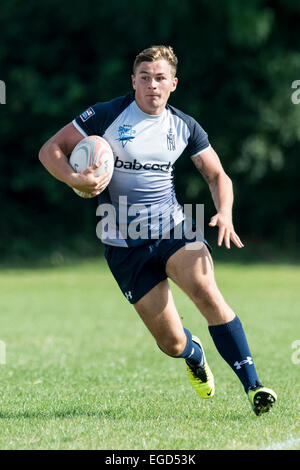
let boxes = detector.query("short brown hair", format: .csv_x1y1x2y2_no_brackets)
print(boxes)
133,45,178,76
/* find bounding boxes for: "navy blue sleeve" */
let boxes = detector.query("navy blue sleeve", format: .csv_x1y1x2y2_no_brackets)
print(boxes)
167,104,210,157
73,93,134,137
186,118,210,157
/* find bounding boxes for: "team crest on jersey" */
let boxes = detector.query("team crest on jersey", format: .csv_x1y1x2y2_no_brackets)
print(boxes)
80,107,95,122
117,124,136,147
167,128,176,151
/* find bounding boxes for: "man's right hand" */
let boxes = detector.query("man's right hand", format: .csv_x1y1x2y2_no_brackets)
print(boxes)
68,162,111,197
39,123,112,197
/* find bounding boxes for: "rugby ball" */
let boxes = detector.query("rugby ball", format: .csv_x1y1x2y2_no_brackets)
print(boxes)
69,135,114,198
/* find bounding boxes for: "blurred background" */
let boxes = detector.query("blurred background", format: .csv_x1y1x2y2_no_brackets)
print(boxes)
1,0,300,265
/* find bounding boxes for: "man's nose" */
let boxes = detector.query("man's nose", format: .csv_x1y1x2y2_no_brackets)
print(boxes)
148,78,157,88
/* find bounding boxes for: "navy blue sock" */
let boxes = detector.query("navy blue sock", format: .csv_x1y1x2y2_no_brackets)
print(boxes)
177,328,203,365
208,316,262,393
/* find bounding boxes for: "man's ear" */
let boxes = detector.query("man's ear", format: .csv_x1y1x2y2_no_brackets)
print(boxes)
131,74,136,90
171,77,178,93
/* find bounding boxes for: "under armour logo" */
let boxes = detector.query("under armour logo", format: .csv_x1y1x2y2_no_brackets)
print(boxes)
125,291,133,300
187,347,195,359
234,357,253,369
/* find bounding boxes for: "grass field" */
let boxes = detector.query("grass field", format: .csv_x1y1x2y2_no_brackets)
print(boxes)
0,259,299,450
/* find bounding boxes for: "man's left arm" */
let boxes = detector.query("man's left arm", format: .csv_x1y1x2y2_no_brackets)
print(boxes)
191,146,244,249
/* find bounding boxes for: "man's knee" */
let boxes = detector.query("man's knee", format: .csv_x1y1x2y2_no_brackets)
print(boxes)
189,277,219,307
157,335,187,358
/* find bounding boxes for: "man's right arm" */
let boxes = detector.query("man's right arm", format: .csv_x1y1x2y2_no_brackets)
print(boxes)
39,122,110,196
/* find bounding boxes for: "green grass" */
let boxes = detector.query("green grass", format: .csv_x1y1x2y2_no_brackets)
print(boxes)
0,259,299,450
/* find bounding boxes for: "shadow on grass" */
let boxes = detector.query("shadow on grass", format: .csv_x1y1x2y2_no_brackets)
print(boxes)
0,407,126,420
0,404,249,421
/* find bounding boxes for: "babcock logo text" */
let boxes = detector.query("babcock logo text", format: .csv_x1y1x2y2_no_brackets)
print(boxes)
114,156,173,172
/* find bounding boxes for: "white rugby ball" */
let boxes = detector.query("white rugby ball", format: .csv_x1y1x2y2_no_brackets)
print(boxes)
69,135,114,198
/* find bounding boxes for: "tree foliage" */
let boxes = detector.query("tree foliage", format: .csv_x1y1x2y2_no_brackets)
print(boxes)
0,0,299,260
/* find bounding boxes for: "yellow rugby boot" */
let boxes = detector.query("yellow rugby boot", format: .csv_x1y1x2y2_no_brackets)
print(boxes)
248,384,277,416
186,336,215,399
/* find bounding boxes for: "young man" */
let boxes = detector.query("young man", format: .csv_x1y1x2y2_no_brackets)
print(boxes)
39,45,277,416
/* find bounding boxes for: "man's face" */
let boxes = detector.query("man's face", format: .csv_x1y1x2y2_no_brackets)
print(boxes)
132,59,178,115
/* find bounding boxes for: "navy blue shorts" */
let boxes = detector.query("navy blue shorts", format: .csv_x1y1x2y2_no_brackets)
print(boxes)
104,225,211,304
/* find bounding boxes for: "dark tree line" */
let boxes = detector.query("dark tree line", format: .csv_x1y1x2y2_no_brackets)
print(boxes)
0,0,299,262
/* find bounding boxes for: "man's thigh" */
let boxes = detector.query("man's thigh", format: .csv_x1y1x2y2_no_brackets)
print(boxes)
165,242,235,325
165,242,215,289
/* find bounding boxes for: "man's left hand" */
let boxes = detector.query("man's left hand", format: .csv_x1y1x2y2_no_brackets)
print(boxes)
209,212,244,249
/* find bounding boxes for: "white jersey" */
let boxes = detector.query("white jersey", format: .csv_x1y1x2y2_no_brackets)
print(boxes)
73,93,210,247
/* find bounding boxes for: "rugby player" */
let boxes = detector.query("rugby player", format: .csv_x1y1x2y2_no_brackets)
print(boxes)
39,45,277,416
